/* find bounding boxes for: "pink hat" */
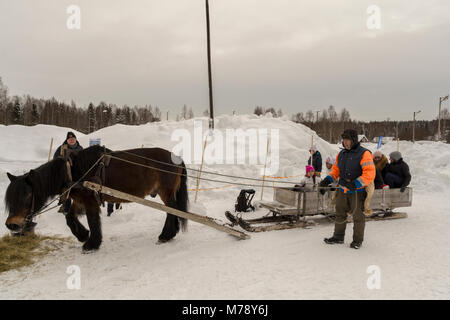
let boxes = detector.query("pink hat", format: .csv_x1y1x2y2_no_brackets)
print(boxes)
306,165,315,174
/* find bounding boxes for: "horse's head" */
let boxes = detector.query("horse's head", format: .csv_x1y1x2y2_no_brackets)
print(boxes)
4,171,37,232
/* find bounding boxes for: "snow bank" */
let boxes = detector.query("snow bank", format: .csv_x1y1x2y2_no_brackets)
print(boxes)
0,116,449,299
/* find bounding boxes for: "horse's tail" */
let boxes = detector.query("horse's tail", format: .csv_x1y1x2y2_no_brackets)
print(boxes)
176,161,189,232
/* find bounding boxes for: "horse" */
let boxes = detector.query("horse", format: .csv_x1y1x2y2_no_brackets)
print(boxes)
4,145,189,252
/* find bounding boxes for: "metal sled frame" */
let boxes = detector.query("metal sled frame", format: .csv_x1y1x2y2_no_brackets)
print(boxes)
225,187,412,232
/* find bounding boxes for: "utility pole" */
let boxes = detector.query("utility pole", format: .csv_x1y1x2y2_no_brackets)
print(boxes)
438,95,449,141
315,110,320,123
205,0,214,129
413,110,421,143
167,111,169,121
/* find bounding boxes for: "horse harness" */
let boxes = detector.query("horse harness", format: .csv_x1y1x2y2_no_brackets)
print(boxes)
92,151,112,206
23,147,111,226
23,150,75,225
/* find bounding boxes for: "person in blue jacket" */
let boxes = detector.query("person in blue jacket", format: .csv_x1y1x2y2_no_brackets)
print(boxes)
307,145,322,177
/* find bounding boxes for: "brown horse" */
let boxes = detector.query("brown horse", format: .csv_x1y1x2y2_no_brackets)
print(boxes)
5,145,188,252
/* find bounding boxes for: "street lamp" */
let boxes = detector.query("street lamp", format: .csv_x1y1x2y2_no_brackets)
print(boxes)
438,95,449,141
413,110,421,143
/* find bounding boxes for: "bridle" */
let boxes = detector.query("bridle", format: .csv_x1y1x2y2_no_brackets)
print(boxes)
23,188,36,226
19,150,107,230
21,158,73,229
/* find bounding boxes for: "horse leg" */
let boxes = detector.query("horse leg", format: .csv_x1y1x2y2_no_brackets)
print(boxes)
158,193,180,243
65,201,89,243
82,196,103,252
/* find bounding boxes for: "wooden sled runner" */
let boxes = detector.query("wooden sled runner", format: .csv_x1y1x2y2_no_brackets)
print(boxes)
83,181,250,240
226,187,412,232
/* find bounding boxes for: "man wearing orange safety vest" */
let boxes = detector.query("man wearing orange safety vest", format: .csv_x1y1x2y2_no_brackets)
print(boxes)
318,129,375,249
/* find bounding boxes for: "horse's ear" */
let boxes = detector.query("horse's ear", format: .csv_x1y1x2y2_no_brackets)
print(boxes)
25,170,36,185
7,172,17,182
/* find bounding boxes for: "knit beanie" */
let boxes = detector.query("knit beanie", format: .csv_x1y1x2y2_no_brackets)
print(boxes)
373,150,382,158
66,131,76,140
306,165,315,174
389,151,402,161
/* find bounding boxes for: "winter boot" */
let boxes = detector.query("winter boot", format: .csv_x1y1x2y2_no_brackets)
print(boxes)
350,241,362,249
324,236,344,244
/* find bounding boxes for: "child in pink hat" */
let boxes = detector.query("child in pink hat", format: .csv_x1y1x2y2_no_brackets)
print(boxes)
295,165,321,191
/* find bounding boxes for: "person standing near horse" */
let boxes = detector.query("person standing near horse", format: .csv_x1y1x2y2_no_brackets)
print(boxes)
53,131,83,213
54,131,83,159
307,145,322,177
318,129,375,249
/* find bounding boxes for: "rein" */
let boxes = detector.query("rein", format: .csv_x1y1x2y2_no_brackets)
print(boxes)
21,154,106,227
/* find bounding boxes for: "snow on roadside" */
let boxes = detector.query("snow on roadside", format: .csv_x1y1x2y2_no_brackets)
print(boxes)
0,116,449,299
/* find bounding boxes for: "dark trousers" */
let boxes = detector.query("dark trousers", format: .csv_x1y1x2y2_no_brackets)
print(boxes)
384,172,403,188
107,203,120,216
64,199,72,213
334,189,366,243
107,203,114,216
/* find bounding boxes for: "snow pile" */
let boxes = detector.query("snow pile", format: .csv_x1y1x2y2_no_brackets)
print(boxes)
0,116,449,299
0,125,84,162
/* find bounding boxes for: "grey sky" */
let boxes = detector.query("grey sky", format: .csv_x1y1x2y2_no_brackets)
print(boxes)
1,0,449,121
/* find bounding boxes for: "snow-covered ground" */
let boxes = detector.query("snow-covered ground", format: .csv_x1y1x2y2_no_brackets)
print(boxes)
0,115,449,299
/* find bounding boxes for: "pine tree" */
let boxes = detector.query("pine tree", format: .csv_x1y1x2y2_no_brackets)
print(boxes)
88,103,95,133
31,104,39,124
12,101,22,124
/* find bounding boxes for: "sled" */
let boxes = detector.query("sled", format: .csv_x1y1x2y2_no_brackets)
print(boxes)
83,181,250,240
225,187,412,232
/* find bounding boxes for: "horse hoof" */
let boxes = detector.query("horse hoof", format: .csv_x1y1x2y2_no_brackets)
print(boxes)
82,241,100,252
82,248,98,254
156,236,174,245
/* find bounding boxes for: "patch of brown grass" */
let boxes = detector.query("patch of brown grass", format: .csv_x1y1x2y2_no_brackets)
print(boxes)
0,233,71,274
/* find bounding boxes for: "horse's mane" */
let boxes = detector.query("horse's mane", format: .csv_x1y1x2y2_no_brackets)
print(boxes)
69,145,112,181
4,157,68,215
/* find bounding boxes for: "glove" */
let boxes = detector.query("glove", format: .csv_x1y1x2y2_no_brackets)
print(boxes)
400,187,406,193
318,179,330,195
340,179,357,191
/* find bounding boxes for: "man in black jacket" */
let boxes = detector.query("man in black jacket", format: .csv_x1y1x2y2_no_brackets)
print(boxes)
383,151,411,192
53,131,83,159
54,131,83,213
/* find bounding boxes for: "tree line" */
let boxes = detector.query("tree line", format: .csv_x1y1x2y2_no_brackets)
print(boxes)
256,105,450,143
1,76,449,142
0,77,163,133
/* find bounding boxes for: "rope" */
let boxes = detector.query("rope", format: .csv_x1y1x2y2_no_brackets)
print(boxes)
30,154,106,219
107,155,297,189
188,184,234,192
114,149,298,185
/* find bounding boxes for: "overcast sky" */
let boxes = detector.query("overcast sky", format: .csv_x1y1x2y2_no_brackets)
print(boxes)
1,0,449,121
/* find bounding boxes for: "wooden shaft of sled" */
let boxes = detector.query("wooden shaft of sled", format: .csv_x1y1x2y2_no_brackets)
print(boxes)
82,182,249,240
48,138,54,162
